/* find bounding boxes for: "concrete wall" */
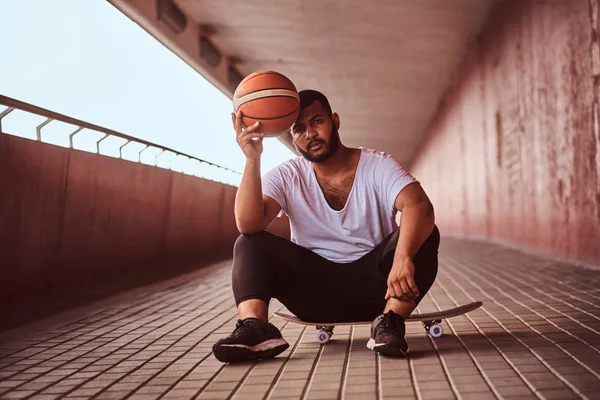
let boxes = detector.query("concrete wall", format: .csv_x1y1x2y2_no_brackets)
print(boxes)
0,134,290,328
410,0,600,266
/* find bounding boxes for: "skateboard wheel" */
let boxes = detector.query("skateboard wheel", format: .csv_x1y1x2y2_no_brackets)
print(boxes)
429,324,443,338
317,331,331,344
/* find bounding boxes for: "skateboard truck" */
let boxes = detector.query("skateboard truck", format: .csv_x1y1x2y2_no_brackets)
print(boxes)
422,319,443,338
315,325,335,344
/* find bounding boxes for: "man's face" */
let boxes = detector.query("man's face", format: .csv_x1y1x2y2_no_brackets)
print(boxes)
291,101,340,163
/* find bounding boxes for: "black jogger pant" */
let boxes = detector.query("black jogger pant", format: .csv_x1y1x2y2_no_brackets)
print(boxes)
232,225,440,323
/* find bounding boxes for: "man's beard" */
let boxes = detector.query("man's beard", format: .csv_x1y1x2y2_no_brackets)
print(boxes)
295,128,340,163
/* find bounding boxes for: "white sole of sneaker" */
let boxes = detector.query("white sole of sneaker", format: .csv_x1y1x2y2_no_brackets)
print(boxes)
366,338,408,356
219,338,288,352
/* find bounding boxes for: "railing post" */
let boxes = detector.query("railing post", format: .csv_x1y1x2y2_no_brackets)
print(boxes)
69,127,84,149
155,149,165,167
97,134,109,154
139,145,149,163
119,140,130,159
0,107,15,134
36,118,53,142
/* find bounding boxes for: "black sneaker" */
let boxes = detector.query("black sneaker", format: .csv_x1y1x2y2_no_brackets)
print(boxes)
212,318,289,363
366,310,408,357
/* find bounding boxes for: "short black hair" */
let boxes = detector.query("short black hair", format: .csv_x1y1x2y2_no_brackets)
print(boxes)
298,90,333,115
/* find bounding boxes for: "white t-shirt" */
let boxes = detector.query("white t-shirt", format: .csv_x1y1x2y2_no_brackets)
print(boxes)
262,147,417,263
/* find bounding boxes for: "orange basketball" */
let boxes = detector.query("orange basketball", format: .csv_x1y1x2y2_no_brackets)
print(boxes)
233,70,300,137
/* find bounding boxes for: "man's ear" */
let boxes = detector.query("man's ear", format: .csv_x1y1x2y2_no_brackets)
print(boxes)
332,112,340,130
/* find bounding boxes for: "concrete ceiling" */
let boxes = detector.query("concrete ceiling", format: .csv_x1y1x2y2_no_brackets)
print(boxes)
110,0,495,166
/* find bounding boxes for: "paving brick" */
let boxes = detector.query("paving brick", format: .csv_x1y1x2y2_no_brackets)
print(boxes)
127,395,153,400
132,385,170,394
236,384,269,394
459,392,497,400
162,388,201,399
345,374,376,384
279,370,311,380
311,373,342,383
273,379,306,389
489,376,528,387
344,384,376,393
515,363,552,373
308,381,342,391
206,381,239,391
455,381,492,393
446,374,482,384
343,393,376,400
482,368,518,378
95,390,133,399
528,379,570,390
419,389,455,399
496,384,535,397
537,388,580,400
417,380,452,391
0,380,26,389
415,373,448,382
380,386,416,398
23,395,60,400
0,391,37,399
66,387,103,397
444,366,481,376
305,389,339,399
381,378,413,388
40,385,79,394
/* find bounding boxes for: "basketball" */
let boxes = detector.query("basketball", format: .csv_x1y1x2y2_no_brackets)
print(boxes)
233,70,300,137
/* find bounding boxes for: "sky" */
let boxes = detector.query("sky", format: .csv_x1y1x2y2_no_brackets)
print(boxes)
0,0,295,185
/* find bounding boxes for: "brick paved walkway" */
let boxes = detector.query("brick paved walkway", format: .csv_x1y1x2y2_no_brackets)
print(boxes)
1,238,599,399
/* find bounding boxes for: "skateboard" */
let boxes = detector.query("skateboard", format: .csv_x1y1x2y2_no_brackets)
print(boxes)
274,301,483,344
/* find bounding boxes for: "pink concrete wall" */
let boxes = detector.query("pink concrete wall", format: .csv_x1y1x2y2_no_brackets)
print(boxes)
410,0,600,266
0,134,289,328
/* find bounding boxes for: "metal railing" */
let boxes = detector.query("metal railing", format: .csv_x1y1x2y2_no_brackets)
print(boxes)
0,94,241,185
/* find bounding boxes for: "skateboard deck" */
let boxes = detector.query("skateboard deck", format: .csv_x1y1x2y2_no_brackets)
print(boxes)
274,301,483,343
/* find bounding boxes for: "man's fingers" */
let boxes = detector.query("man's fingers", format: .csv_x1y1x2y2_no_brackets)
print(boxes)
239,132,264,146
400,276,419,299
386,282,398,299
234,110,243,135
399,278,413,299
392,282,403,300
248,121,261,133
387,275,420,301
237,124,262,144
407,276,420,298
238,122,262,140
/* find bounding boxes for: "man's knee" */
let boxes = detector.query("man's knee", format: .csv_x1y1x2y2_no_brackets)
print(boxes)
234,231,274,254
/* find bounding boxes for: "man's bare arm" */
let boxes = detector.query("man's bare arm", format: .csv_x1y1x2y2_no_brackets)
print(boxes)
393,182,435,261
234,158,282,234
232,111,282,235
385,182,435,301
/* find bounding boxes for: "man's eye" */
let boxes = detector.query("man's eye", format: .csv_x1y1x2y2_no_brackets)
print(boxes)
293,124,305,134
313,119,323,124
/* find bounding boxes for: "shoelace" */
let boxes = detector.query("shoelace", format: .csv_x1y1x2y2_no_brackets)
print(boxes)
378,311,402,332
232,319,254,339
